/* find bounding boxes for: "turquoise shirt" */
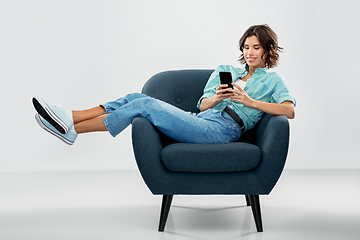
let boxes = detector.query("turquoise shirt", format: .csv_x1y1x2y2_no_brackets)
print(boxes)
197,65,296,131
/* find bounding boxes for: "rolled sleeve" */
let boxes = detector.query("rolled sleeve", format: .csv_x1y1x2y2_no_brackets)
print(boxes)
271,78,296,107
196,66,224,110
197,92,215,109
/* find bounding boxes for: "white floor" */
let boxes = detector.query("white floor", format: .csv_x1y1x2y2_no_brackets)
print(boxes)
0,169,359,240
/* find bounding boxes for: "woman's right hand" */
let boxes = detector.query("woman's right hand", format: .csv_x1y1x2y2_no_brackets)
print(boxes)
199,84,234,111
214,84,235,103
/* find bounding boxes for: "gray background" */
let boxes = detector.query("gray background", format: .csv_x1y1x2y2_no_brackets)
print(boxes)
1,0,359,171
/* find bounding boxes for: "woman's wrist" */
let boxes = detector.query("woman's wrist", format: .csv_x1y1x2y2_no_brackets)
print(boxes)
249,99,258,109
213,94,221,104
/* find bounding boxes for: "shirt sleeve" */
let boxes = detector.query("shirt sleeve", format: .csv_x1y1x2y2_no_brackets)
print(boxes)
196,65,224,110
270,75,296,106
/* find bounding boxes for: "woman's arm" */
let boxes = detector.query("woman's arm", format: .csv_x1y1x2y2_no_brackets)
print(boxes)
230,83,295,119
249,100,295,119
199,84,234,112
199,95,218,112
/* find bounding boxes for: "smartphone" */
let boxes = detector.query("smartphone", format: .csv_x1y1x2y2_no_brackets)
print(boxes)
219,71,233,93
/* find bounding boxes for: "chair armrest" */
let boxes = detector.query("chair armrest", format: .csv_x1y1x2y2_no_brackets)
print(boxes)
131,117,169,193
249,114,290,193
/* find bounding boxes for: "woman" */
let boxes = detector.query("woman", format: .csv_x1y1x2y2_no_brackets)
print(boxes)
33,24,296,145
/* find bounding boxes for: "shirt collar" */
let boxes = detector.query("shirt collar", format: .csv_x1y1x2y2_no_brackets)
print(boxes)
243,64,269,75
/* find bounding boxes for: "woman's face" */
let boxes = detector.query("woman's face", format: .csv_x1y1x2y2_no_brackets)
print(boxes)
243,35,266,69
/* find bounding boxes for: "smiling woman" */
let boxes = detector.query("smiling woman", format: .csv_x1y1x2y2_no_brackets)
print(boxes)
242,36,267,72
199,24,295,121
32,24,295,146
238,24,283,69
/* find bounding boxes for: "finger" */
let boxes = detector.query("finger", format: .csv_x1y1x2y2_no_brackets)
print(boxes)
217,93,233,102
232,83,245,92
216,89,225,94
216,84,228,92
218,84,229,89
222,93,235,100
230,96,241,102
217,87,235,94
226,88,240,95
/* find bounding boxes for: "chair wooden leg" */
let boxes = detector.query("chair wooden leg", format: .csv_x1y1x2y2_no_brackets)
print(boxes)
245,195,251,206
248,195,263,232
158,195,173,232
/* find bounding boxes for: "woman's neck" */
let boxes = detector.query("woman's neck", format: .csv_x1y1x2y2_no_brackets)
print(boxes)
247,67,256,76
247,64,265,76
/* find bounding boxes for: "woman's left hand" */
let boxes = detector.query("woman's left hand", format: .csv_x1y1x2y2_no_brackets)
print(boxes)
229,83,254,107
229,82,295,119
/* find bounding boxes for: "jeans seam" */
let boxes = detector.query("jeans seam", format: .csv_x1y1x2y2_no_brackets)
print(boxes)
103,115,116,137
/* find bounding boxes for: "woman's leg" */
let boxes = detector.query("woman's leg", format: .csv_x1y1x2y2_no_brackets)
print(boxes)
72,106,108,134
74,114,108,134
34,93,240,144
72,106,106,124
102,94,241,143
71,93,148,134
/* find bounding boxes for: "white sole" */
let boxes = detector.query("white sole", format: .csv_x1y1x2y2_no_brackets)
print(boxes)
35,114,73,145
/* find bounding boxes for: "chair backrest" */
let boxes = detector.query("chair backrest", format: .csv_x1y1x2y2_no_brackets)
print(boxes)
142,69,213,113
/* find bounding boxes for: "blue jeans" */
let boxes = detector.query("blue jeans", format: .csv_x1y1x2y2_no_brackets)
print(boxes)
102,93,242,144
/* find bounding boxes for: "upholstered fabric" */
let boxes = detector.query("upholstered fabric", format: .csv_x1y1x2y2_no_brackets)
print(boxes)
161,142,261,173
141,69,210,113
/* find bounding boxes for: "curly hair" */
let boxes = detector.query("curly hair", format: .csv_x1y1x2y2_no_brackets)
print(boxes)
238,24,283,69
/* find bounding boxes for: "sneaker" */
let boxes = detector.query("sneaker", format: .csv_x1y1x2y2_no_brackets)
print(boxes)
35,113,77,145
32,96,73,134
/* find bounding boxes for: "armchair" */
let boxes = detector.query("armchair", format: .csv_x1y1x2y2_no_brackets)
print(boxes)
131,69,290,232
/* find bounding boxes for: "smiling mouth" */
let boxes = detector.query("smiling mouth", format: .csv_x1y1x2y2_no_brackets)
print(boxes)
247,57,256,62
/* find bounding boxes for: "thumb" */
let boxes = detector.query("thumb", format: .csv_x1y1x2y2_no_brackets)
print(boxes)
232,82,245,92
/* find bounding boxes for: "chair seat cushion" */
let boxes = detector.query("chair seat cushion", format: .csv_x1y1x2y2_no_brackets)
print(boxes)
161,142,262,173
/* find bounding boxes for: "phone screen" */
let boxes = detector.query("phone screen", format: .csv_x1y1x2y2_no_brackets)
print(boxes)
219,71,233,93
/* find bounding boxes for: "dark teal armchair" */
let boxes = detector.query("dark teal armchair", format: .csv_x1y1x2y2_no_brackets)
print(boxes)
131,69,290,232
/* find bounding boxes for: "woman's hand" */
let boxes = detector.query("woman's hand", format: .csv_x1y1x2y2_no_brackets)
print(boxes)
215,84,235,103
229,83,254,107
199,84,234,112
